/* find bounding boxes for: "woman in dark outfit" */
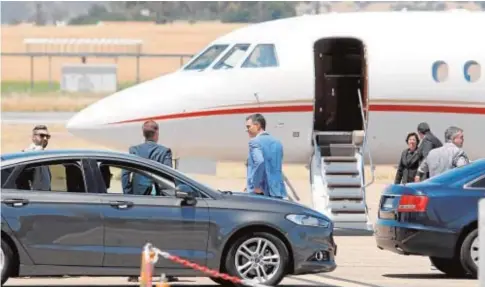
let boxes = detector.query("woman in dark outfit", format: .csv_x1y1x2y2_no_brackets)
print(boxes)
394,132,423,184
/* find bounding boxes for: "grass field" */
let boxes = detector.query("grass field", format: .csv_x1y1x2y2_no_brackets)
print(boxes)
0,81,136,112
1,21,247,112
1,21,248,83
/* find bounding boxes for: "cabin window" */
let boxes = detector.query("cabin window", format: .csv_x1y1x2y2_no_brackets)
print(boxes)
183,44,229,71
213,44,251,70
241,44,279,68
464,60,481,83
431,61,448,82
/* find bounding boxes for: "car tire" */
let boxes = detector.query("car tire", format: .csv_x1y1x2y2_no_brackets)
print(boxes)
1,238,14,286
459,228,478,278
224,231,289,286
429,256,467,278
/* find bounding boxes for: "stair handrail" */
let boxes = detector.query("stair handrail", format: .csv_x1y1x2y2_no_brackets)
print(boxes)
310,133,329,213
357,88,375,188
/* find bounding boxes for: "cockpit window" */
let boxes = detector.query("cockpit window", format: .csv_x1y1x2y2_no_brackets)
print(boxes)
241,44,278,68
183,44,229,71
213,44,251,70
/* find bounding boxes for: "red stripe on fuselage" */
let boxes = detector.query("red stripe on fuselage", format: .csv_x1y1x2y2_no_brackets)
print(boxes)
111,105,314,124
109,104,485,125
369,104,485,115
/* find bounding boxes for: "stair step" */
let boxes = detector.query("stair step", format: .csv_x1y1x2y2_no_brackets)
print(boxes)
325,162,359,175
326,175,362,187
320,144,358,157
323,156,357,163
333,222,374,236
332,213,372,236
329,201,366,213
316,132,353,145
331,212,368,222
328,188,363,200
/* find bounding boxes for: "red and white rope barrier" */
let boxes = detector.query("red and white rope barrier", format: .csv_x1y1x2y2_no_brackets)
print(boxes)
140,243,270,287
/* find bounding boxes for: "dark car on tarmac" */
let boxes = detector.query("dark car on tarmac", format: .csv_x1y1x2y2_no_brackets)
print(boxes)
375,159,485,278
0,150,337,286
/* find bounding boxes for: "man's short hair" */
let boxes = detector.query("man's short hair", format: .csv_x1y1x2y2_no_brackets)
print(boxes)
33,125,48,133
444,126,463,142
246,113,266,130
32,125,49,137
142,120,158,140
417,122,430,134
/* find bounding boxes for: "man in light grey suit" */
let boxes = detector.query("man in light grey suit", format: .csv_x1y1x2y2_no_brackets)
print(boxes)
415,126,469,181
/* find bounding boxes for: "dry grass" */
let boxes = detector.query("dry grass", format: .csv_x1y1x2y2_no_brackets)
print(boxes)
1,21,248,83
1,123,397,183
1,93,107,112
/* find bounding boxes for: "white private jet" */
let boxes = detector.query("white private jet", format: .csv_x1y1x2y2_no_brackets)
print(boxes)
67,11,485,234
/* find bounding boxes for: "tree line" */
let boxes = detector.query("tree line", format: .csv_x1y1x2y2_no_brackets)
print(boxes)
69,2,299,25
3,1,485,26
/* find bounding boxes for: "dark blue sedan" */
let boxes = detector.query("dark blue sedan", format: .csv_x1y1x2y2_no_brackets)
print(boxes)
375,159,485,278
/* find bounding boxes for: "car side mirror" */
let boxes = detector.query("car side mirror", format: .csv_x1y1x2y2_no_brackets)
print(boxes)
175,184,197,206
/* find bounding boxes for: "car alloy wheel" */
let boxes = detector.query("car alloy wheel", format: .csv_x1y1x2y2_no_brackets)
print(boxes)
234,237,281,283
470,236,479,267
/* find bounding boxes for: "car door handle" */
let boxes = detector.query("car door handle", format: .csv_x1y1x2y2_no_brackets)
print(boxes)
109,201,133,209
3,198,29,207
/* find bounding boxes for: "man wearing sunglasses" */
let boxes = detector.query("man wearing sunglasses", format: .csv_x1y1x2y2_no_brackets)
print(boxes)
20,125,52,191
23,125,51,152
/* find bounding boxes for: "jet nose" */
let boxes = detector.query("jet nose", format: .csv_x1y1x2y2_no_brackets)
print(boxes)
65,73,187,148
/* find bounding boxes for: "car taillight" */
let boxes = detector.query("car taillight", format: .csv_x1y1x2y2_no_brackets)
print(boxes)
397,195,428,212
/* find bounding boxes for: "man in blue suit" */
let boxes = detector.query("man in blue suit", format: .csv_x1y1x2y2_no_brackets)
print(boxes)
121,120,173,195
122,120,178,283
245,113,287,199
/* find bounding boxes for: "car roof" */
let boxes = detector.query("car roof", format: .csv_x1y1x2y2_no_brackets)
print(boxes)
0,149,222,198
1,149,137,164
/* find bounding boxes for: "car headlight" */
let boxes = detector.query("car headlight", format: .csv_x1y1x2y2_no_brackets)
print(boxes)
286,214,330,228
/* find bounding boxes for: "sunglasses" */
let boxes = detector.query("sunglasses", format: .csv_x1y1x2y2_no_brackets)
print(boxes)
35,133,51,139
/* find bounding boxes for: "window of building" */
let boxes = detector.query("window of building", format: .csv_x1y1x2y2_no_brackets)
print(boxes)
464,60,481,83
183,44,229,71
241,44,279,68
431,60,448,82
213,44,251,70
12,160,86,193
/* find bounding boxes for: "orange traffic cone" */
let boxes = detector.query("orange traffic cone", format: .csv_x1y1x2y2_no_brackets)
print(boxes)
139,249,154,287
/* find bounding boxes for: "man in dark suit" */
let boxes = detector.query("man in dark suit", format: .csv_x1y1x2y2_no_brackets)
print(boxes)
121,120,173,195
21,125,52,191
416,122,443,159
416,122,443,180
122,121,177,282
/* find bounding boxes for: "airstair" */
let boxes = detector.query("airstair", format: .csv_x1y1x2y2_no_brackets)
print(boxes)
310,89,375,235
